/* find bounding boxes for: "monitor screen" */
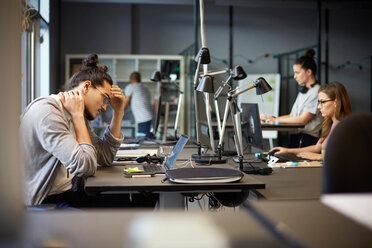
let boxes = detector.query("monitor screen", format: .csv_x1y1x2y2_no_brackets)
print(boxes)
240,103,264,151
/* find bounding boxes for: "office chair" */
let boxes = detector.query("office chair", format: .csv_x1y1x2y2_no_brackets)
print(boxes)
323,113,372,194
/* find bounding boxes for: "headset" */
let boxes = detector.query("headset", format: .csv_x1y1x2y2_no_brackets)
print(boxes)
136,154,164,164
299,81,318,94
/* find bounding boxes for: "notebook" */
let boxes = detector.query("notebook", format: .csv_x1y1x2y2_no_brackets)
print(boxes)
166,167,244,184
124,134,189,175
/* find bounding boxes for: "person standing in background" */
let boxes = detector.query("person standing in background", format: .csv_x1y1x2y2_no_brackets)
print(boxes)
260,49,322,147
124,72,154,138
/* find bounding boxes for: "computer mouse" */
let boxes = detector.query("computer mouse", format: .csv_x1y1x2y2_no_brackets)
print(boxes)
268,149,280,156
257,167,273,175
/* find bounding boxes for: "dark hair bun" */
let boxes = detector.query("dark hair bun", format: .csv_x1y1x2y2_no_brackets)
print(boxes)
82,53,99,69
305,49,316,59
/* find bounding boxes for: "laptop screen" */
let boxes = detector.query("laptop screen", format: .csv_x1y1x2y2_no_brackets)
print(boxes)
164,134,189,170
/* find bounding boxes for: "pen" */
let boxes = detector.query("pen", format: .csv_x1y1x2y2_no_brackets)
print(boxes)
131,174,153,178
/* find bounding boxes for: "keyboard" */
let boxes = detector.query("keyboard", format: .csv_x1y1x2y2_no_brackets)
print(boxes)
233,157,263,163
143,164,165,173
273,153,306,162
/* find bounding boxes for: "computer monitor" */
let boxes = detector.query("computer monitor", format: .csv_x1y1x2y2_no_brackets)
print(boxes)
239,103,264,152
196,91,217,150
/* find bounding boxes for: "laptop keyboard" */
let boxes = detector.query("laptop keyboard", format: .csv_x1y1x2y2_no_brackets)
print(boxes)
274,153,305,162
143,164,165,173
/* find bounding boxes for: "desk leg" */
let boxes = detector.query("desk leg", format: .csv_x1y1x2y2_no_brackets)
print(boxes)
158,193,185,209
269,138,274,149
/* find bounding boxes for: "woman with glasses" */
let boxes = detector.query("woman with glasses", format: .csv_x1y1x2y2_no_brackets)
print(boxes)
260,49,323,148
269,82,352,160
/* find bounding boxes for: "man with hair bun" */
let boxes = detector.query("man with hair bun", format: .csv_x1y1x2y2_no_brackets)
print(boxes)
20,53,126,207
260,49,323,148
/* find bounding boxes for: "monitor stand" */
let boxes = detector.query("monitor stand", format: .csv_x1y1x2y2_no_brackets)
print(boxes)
191,142,227,165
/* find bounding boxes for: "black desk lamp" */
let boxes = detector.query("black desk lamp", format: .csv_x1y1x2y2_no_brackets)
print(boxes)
197,75,272,170
212,65,247,141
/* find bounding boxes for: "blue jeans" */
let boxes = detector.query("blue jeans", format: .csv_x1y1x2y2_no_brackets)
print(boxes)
137,120,154,138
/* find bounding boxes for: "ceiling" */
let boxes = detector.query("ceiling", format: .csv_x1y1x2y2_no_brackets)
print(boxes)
61,0,372,9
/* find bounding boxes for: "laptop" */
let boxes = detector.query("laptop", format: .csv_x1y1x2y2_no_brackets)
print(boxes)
124,134,189,175
116,148,159,161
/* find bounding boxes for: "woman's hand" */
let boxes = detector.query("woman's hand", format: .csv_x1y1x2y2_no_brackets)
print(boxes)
269,146,289,155
109,85,125,115
59,90,84,119
260,114,275,123
297,151,322,161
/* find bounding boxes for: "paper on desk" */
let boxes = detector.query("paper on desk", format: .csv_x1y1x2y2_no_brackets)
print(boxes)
322,194,372,231
116,149,158,158
120,143,140,148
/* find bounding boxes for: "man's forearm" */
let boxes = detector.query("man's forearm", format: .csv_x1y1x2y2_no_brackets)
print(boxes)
110,110,124,139
72,116,92,144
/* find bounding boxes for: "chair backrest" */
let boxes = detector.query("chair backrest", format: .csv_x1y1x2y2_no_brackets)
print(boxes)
323,113,372,194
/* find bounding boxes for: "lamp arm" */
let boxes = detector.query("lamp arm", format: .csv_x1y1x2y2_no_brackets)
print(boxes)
214,75,232,98
193,58,202,88
170,81,183,93
228,100,244,158
193,57,203,145
231,83,255,98
214,79,231,93
214,99,222,137
200,68,229,76
174,91,183,137
218,99,230,146
204,93,216,153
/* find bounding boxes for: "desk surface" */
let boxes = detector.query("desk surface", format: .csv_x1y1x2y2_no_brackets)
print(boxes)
85,165,265,195
250,200,372,248
4,200,372,248
251,167,322,200
1,210,284,248
261,123,305,131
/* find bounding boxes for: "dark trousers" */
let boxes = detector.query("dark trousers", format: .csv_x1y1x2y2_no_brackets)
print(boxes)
289,132,318,148
138,120,154,138
42,190,158,209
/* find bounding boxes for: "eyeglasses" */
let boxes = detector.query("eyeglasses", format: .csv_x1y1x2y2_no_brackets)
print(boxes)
317,99,334,107
93,85,110,105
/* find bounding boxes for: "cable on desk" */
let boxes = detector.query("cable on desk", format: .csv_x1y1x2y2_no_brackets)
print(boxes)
176,158,195,168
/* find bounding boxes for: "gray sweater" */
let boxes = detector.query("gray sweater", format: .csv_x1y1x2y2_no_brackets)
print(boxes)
20,95,123,205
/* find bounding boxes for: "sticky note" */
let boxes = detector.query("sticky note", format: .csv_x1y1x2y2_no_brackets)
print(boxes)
124,167,143,173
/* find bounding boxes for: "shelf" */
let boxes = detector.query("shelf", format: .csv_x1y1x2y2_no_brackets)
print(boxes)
66,54,186,136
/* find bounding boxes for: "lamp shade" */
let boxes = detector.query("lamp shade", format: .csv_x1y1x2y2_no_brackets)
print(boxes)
232,65,247,80
255,77,272,95
150,70,162,82
194,47,211,64
196,75,215,93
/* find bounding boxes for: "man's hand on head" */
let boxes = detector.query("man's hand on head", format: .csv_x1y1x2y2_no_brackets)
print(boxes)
109,85,125,115
58,90,85,119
